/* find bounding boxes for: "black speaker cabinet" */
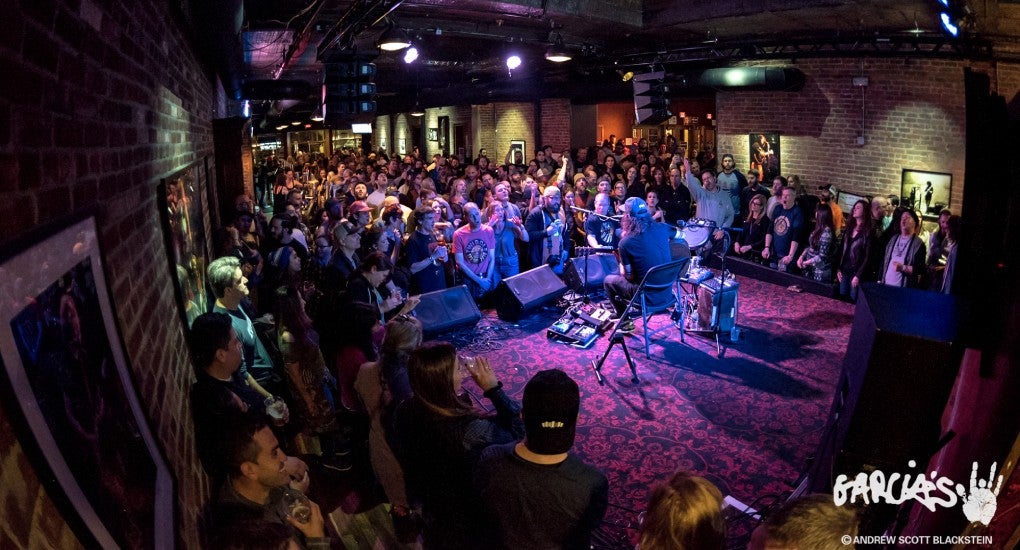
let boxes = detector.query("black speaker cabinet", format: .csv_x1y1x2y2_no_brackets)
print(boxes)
562,253,619,291
807,283,963,493
496,265,567,322
413,285,481,336
696,277,738,332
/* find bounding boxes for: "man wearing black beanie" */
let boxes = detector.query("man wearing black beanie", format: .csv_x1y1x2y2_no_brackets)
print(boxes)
474,369,608,550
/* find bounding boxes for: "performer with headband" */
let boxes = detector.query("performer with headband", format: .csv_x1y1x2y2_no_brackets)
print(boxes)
604,197,686,331
526,186,568,274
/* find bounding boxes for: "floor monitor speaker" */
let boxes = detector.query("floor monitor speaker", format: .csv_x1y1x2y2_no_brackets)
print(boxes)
496,265,567,322
562,253,619,291
413,285,481,336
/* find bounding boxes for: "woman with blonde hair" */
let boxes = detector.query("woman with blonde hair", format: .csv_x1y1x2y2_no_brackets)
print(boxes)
638,471,726,550
354,314,423,540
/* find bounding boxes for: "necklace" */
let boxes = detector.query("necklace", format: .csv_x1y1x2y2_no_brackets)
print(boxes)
894,236,909,255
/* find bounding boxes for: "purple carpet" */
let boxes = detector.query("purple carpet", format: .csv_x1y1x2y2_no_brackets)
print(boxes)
451,275,855,541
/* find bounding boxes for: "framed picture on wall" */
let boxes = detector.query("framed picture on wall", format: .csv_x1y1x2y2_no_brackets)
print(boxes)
0,214,175,549
157,163,210,332
749,133,780,183
398,138,406,155
901,169,951,218
836,189,867,218
427,128,438,141
508,140,526,165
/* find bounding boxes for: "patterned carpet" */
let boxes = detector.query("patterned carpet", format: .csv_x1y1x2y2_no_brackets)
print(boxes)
323,275,856,548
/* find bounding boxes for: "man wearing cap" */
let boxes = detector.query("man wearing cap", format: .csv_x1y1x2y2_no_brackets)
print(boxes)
603,197,677,332
474,369,608,550
347,200,372,234
818,184,844,235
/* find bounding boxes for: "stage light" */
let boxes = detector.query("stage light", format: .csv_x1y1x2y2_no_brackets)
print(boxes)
377,23,411,51
620,71,634,82
403,46,419,64
506,55,522,70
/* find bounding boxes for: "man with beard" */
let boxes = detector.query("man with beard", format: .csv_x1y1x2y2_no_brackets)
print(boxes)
584,193,621,249
715,153,747,218
525,186,568,273
684,159,734,257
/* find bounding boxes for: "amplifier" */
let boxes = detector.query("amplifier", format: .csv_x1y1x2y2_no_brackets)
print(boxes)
697,277,739,332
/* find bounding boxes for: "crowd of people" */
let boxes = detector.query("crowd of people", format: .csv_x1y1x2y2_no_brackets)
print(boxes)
189,139,886,548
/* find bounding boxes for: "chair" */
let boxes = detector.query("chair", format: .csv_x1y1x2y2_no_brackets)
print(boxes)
630,257,690,357
592,257,690,385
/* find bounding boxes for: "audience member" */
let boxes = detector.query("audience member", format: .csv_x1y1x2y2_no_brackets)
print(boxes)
747,494,858,550
637,471,726,550
836,199,874,302
395,343,524,549
797,205,835,282
940,214,961,294
525,186,569,274
475,369,608,550
453,203,500,300
405,205,449,294
585,192,622,249
880,208,926,288
762,187,803,272
715,153,747,218
733,193,771,262
485,201,528,279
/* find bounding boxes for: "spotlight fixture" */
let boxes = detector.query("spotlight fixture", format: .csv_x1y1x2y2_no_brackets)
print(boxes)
544,33,571,62
403,46,419,64
410,105,425,117
506,55,522,71
620,71,634,82
938,1,974,38
275,124,288,131
377,21,411,51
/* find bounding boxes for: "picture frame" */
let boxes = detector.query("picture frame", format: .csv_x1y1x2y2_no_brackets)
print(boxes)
836,189,867,218
509,139,526,165
0,214,175,549
427,127,438,141
749,132,781,183
901,168,952,218
398,137,406,155
157,163,211,331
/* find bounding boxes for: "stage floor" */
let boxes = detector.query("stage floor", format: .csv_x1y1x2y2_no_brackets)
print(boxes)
327,274,857,548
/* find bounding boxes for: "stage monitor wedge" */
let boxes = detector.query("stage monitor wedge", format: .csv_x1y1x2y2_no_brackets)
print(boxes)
413,285,481,336
496,265,567,322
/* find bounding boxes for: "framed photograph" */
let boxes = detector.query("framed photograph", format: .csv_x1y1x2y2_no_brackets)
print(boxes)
427,127,438,142
836,189,867,218
749,132,780,183
901,169,951,218
509,139,526,165
158,163,210,331
398,138,406,155
0,214,174,549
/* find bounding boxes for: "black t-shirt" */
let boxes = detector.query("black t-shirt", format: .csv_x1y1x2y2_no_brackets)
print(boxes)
583,216,620,248
405,231,446,293
475,442,609,550
618,222,673,283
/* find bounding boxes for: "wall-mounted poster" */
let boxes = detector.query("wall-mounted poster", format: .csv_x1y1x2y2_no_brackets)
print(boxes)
901,169,952,218
157,163,210,330
0,214,175,549
749,132,780,183
398,138,407,155
427,127,438,141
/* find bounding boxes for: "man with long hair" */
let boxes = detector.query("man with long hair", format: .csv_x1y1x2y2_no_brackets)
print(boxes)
602,197,676,332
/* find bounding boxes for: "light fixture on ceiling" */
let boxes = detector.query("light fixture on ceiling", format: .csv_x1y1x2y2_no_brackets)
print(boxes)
906,13,925,35
275,124,288,131
403,46,419,64
506,54,522,71
702,30,718,44
377,21,412,51
291,121,301,126
938,1,974,38
410,104,425,117
620,71,634,82
544,33,572,63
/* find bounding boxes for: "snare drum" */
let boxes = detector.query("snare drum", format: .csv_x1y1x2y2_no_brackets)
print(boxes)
679,218,714,248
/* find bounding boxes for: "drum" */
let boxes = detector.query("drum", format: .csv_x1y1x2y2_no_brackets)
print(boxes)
678,218,713,248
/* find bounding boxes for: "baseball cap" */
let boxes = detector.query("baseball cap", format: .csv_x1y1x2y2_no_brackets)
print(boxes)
349,200,371,214
522,369,580,455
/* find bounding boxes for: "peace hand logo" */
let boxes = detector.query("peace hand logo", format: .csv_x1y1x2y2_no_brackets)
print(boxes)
957,462,1003,526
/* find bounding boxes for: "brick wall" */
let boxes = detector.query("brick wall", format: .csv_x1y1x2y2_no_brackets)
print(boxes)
1,0,219,547
714,58,1000,211
539,98,571,152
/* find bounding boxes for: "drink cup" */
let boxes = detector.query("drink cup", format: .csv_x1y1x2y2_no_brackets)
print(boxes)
279,489,312,523
264,396,287,426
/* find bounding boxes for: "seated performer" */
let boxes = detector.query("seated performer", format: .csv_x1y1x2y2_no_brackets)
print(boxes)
603,198,683,333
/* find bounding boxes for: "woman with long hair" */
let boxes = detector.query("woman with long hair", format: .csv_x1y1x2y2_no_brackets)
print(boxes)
333,302,381,416
353,315,423,540
733,193,771,261
880,208,926,288
638,471,726,550
646,189,665,223
395,342,524,549
797,205,836,282
940,215,961,294
274,286,339,438
836,199,874,301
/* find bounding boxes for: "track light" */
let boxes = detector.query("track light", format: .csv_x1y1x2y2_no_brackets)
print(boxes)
506,55,522,71
544,33,571,62
377,22,411,51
